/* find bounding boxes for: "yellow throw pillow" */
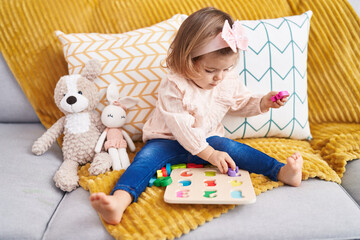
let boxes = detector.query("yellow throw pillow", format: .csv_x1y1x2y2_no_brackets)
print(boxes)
56,14,187,140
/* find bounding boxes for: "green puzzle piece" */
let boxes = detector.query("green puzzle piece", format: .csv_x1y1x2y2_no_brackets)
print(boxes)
154,177,173,187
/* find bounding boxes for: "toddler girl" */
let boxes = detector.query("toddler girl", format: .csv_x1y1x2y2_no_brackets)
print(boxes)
90,7,303,225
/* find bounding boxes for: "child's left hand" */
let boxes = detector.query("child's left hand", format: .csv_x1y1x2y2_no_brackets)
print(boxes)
260,91,288,112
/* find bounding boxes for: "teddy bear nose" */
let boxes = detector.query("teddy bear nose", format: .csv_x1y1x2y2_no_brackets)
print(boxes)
66,96,77,105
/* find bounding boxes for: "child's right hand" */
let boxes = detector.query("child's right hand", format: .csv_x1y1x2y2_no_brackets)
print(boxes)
207,150,236,174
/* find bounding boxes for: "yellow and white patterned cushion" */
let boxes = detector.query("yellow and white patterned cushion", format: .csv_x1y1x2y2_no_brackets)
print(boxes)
56,14,187,140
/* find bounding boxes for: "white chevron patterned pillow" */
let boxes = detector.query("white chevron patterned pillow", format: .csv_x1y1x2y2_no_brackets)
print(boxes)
222,11,313,140
56,14,187,140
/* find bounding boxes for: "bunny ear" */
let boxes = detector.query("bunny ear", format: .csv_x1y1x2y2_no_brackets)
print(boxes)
81,59,102,81
117,96,139,109
106,83,120,104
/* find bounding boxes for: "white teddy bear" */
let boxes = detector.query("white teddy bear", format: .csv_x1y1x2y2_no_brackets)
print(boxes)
32,59,112,192
95,83,138,170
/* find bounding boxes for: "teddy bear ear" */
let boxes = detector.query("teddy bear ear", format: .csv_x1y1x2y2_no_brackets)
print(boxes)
81,59,102,81
106,83,120,104
117,96,139,109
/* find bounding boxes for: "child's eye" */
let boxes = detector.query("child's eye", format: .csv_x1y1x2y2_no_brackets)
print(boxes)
205,69,215,73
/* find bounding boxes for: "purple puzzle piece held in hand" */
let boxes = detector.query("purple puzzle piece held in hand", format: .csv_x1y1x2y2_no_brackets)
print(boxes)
271,91,289,102
228,166,239,177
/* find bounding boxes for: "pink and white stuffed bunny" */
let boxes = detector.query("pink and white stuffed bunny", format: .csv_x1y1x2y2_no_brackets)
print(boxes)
95,83,138,170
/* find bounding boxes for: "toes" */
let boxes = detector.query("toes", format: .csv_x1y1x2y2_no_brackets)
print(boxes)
90,192,106,202
287,156,295,163
90,193,100,202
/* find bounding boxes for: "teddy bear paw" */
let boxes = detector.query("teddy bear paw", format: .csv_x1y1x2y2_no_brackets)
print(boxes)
32,141,48,155
88,152,112,175
54,172,79,192
53,162,80,192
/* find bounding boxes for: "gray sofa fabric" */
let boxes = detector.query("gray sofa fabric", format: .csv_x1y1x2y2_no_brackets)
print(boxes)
0,53,39,123
1,113,360,240
0,123,63,239
342,160,360,205
2,122,359,240
181,180,360,240
43,188,113,240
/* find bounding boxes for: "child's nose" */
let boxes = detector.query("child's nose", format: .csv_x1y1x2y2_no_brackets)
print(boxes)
214,72,223,81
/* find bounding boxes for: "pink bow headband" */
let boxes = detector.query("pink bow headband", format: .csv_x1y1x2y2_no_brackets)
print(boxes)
191,20,248,58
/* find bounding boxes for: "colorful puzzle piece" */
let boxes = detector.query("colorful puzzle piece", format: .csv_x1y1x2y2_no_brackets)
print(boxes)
187,163,204,168
171,163,186,170
148,175,157,187
153,176,172,187
271,90,289,102
228,166,239,177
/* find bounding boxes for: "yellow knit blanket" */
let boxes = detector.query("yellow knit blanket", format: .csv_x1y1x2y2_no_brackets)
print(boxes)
77,122,360,239
1,0,360,239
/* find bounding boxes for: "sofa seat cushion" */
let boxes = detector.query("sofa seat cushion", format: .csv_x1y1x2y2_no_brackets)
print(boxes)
342,159,360,205
43,188,113,240
0,123,64,239
40,179,360,240
180,179,360,240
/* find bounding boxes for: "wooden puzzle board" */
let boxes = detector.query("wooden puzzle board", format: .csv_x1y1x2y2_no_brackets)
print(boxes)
164,167,256,204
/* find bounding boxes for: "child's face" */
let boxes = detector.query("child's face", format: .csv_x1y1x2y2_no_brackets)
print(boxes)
193,52,238,90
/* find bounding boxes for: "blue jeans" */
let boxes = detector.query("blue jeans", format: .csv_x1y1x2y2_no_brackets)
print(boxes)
112,136,285,202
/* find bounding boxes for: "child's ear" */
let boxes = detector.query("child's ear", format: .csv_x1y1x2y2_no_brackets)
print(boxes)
81,59,102,81
118,97,139,109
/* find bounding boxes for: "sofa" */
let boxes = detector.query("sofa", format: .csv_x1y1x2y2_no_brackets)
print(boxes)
1,0,360,239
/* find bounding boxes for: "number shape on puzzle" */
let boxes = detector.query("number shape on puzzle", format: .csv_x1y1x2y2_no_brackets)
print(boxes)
204,179,216,187
203,190,217,198
176,189,190,198
204,170,216,177
179,180,191,186
231,190,243,199
180,170,193,177
229,180,242,187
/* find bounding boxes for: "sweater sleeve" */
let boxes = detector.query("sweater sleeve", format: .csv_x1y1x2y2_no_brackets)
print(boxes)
228,77,268,117
157,79,209,155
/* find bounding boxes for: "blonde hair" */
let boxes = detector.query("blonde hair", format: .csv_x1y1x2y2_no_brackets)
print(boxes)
166,7,236,79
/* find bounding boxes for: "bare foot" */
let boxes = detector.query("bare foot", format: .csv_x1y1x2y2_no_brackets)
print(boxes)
89,190,132,225
277,152,303,187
